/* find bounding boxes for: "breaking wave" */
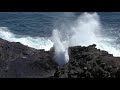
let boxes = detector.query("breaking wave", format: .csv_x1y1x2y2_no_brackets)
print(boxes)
52,12,120,65
0,27,53,51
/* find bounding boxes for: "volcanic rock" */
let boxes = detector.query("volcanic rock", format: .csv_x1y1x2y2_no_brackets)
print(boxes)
0,38,57,78
53,44,120,78
1,37,120,78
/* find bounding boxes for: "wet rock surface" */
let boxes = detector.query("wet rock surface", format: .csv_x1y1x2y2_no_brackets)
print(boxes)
53,44,120,78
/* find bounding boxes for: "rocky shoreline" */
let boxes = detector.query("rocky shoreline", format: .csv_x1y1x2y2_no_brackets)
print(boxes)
53,44,120,78
0,38,57,78
0,38,120,78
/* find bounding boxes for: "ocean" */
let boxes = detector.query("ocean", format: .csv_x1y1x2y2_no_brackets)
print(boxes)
0,12,120,61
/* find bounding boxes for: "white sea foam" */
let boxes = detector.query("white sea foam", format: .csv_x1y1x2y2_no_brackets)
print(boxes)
52,12,120,65
0,27,53,51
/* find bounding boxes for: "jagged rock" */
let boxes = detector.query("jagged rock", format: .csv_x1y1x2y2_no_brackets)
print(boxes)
0,38,57,78
53,44,120,78
1,37,120,78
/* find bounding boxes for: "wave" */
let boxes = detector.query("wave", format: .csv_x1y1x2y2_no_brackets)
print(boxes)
68,12,120,57
0,27,53,51
52,12,120,65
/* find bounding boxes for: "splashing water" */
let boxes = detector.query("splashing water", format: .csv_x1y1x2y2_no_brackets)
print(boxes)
0,27,53,51
52,12,120,65
52,29,67,66
0,12,120,66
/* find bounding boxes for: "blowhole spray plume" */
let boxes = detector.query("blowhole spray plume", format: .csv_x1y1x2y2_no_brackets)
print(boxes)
52,29,66,66
52,12,120,66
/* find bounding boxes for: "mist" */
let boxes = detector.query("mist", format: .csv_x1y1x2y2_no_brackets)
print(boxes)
52,12,120,66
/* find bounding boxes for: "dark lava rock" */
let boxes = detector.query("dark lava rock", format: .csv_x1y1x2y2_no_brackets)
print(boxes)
1,37,120,78
53,44,120,78
0,38,57,78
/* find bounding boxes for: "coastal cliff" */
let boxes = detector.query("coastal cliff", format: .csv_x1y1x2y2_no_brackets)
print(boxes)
0,38,120,78
53,44,120,78
0,38,57,78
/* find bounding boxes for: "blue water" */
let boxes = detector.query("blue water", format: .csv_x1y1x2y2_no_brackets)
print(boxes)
0,12,120,56
0,12,119,36
0,12,77,37
0,12,120,37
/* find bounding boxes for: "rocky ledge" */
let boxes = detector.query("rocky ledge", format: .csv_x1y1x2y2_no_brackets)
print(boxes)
0,38,120,78
53,44,120,78
0,38,57,78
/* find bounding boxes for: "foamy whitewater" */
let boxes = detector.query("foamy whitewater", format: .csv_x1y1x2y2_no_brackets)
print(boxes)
52,12,120,65
0,27,53,51
0,12,120,66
